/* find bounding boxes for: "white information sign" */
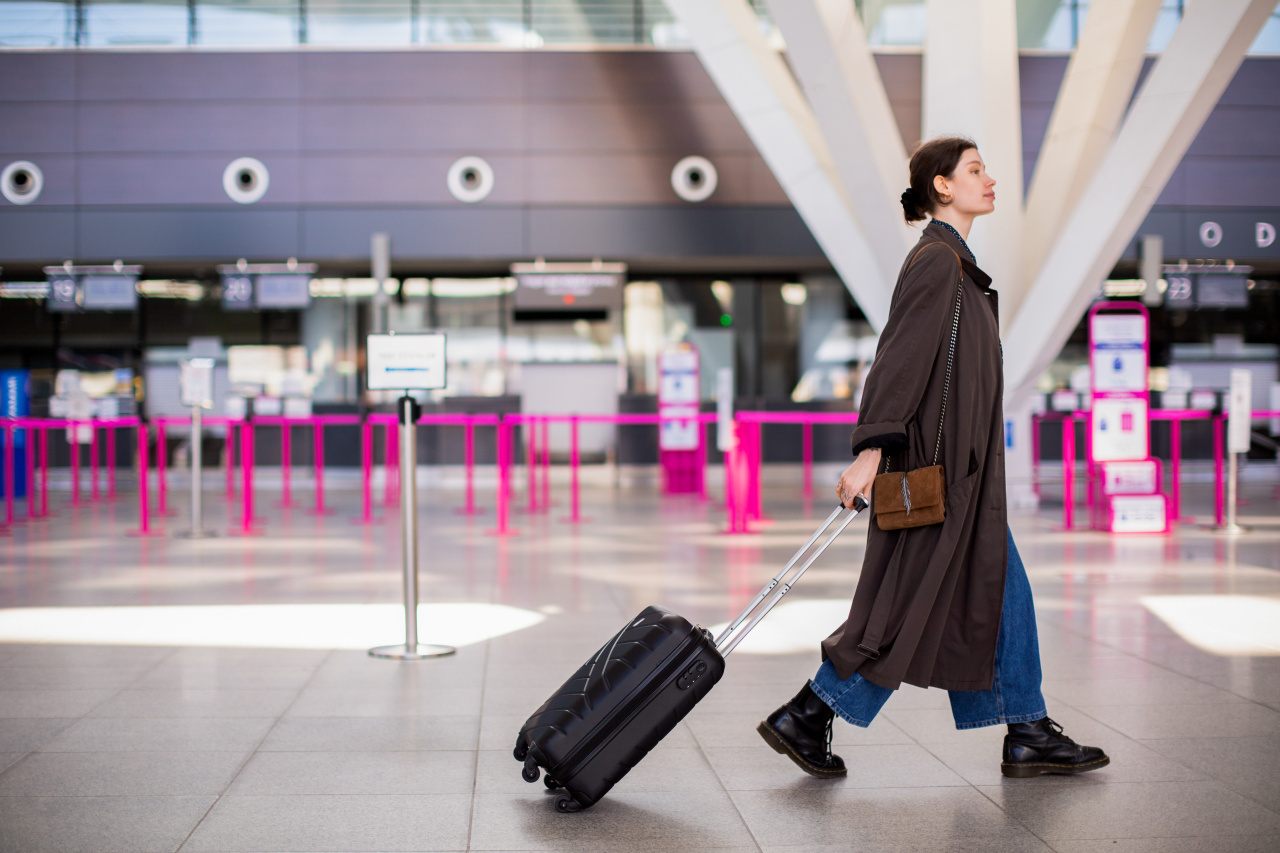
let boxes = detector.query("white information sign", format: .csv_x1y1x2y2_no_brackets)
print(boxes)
366,333,447,391
658,348,700,451
1091,396,1148,462
179,358,215,408
1100,460,1159,495
1228,368,1253,454
1110,495,1167,534
716,367,735,452
1090,346,1147,393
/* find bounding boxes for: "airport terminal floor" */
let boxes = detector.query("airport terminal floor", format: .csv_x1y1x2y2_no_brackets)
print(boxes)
2,472,1280,852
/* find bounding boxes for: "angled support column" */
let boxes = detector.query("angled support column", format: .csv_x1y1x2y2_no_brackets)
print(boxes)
664,0,892,328
1014,0,1163,321
922,0,1024,305
765,0,916,278
1004,0,1277,399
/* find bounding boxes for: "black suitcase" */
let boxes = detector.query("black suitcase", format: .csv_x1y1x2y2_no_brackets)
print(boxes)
514,500,866,812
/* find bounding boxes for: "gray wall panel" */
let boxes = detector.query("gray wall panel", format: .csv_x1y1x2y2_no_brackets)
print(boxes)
77,209,301,259
301,207,525,259
526,154,738,204
301,51,529,101
0,209,76,259
528,206,821,259
526,102,753,154
1219,57,1280,106
301,102,527,153
527,52,722,102
1186,105,1280,156
76,102,301,154
0,103,76,156
0,53,74,102
76,52,301,101
745,158,790,205
77,154,301,206
300,154,526,205
1182,157,1280,208
1,154,77,206
873,53,921,150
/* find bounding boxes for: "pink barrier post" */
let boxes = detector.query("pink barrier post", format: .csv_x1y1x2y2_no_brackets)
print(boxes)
106,425,117,501
463,419,477,515
526,419,538,513
225,423,237,500
239,420,260,535
156,426,170,516
3,424,13,527
802,422,813,499
541,417,551,510
488,416,518,536
280,422,293,508
39,427,48,517
698,419,707,501
567,415,581,524
1214,414,1225,527
1169,418,1182,521
26,424,36,519
312,420,329,516
385,422,398,507
750,421,764,522
127,423,158,537
70,425,81,506
360,419,373,523
90,424,100,502
1083,412,1094,517
1062,415,1075,530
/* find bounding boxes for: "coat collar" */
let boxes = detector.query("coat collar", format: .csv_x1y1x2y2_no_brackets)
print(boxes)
921,221,993,291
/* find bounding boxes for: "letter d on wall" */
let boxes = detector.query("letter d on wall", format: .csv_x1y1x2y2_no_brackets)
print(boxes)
1257,222,1276,248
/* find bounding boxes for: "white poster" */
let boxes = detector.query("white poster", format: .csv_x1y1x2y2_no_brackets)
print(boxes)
1091,396,1148,462
366,333,447,391
1091,346,1147,393
1110,495,1168,534
716,368,735,452
1100,460,1159,495
1228,369,1253,454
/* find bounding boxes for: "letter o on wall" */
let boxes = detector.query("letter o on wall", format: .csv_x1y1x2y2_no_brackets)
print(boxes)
223,157,270,204
671,156,717,203
1199,221,1222,248
447,156,494,203
1,161,43,205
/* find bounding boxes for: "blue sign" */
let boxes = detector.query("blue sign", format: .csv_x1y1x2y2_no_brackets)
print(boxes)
0,370,29,498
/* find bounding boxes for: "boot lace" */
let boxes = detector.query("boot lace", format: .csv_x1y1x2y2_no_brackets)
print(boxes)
1043,717,1075,745
824,715,834,762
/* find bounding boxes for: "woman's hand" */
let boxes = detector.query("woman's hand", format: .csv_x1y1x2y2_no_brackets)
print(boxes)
836,449,882,509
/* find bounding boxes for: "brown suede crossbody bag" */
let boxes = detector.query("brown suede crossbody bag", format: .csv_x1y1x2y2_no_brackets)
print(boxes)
873,247,963,531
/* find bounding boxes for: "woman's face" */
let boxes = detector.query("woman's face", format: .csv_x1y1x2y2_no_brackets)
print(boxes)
933,149,996,217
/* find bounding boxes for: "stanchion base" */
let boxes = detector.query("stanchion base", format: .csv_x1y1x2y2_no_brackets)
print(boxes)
484,528,521,537
368,643,457,660
176,529,218,539
126,528,166,537
226,527,267,537
1211,524,1249,536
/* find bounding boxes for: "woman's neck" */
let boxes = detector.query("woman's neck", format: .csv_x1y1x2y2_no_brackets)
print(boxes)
931,210,974,242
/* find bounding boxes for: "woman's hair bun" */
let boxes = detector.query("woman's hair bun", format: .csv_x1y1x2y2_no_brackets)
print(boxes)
900,187,924,221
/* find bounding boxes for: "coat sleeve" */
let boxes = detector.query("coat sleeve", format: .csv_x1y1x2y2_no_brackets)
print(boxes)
850,245,958,457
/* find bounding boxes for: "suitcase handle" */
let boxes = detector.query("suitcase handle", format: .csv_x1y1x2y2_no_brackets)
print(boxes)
715,496,867,657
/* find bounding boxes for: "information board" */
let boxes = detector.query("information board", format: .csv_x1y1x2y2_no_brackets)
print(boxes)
366,333,447,391
81,275,138,310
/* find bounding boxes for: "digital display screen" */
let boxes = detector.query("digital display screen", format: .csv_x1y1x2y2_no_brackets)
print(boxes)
1195,273,1249,309
81,275,138,311
255,274,312,309
513,272,622,311
221,274,254,311
46,274,78,312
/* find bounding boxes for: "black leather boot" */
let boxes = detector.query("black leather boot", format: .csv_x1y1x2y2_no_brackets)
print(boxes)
757,681,846,778
1002,717,1109,777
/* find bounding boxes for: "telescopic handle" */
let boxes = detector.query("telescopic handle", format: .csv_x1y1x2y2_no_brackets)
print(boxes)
715,496,866,656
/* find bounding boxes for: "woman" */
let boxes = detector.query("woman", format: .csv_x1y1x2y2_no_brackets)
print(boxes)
756,137,1108,779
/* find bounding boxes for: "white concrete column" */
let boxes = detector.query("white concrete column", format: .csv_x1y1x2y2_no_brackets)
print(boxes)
922,0,1023,313
1015,0,1163,322
664,0,893,328
1003,0,1278,401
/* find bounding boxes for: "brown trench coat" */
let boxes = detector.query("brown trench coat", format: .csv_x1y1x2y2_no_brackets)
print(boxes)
822,221,1008,692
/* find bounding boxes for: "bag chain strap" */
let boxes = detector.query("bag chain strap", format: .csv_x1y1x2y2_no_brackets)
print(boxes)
881,258,964,475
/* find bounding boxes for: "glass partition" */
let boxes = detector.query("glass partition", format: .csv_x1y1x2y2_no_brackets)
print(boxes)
83,0,188,47
197,0,297,46
417,0,526,47
0,0,74,46
307,0,411,45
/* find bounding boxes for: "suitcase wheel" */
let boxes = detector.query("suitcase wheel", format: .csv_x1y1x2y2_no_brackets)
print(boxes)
543,776,561,790
555,795,583,814
522,755,541,783
513,734,529,762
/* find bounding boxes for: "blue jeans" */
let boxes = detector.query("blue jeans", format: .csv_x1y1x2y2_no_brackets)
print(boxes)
810,527,1047,730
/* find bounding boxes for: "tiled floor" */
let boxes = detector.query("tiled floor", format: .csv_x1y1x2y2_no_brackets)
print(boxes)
2,468,1280,852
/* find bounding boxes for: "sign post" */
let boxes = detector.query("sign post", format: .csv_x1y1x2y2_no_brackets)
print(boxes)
1218,368,1252,535
366,332,455,661
176,358,216,539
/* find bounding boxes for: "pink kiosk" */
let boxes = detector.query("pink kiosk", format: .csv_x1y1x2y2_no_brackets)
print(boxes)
658,347,703,495
1087,302,1171,533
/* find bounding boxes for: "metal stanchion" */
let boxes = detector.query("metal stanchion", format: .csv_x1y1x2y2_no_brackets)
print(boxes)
370,395,455,660
1215,370,1251,536
177,358,216,539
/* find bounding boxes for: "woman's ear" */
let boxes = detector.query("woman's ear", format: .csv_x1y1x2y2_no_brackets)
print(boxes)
932,174,949,198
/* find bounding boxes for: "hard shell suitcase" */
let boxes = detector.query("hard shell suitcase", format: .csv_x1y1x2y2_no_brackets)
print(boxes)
514,500,866,812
